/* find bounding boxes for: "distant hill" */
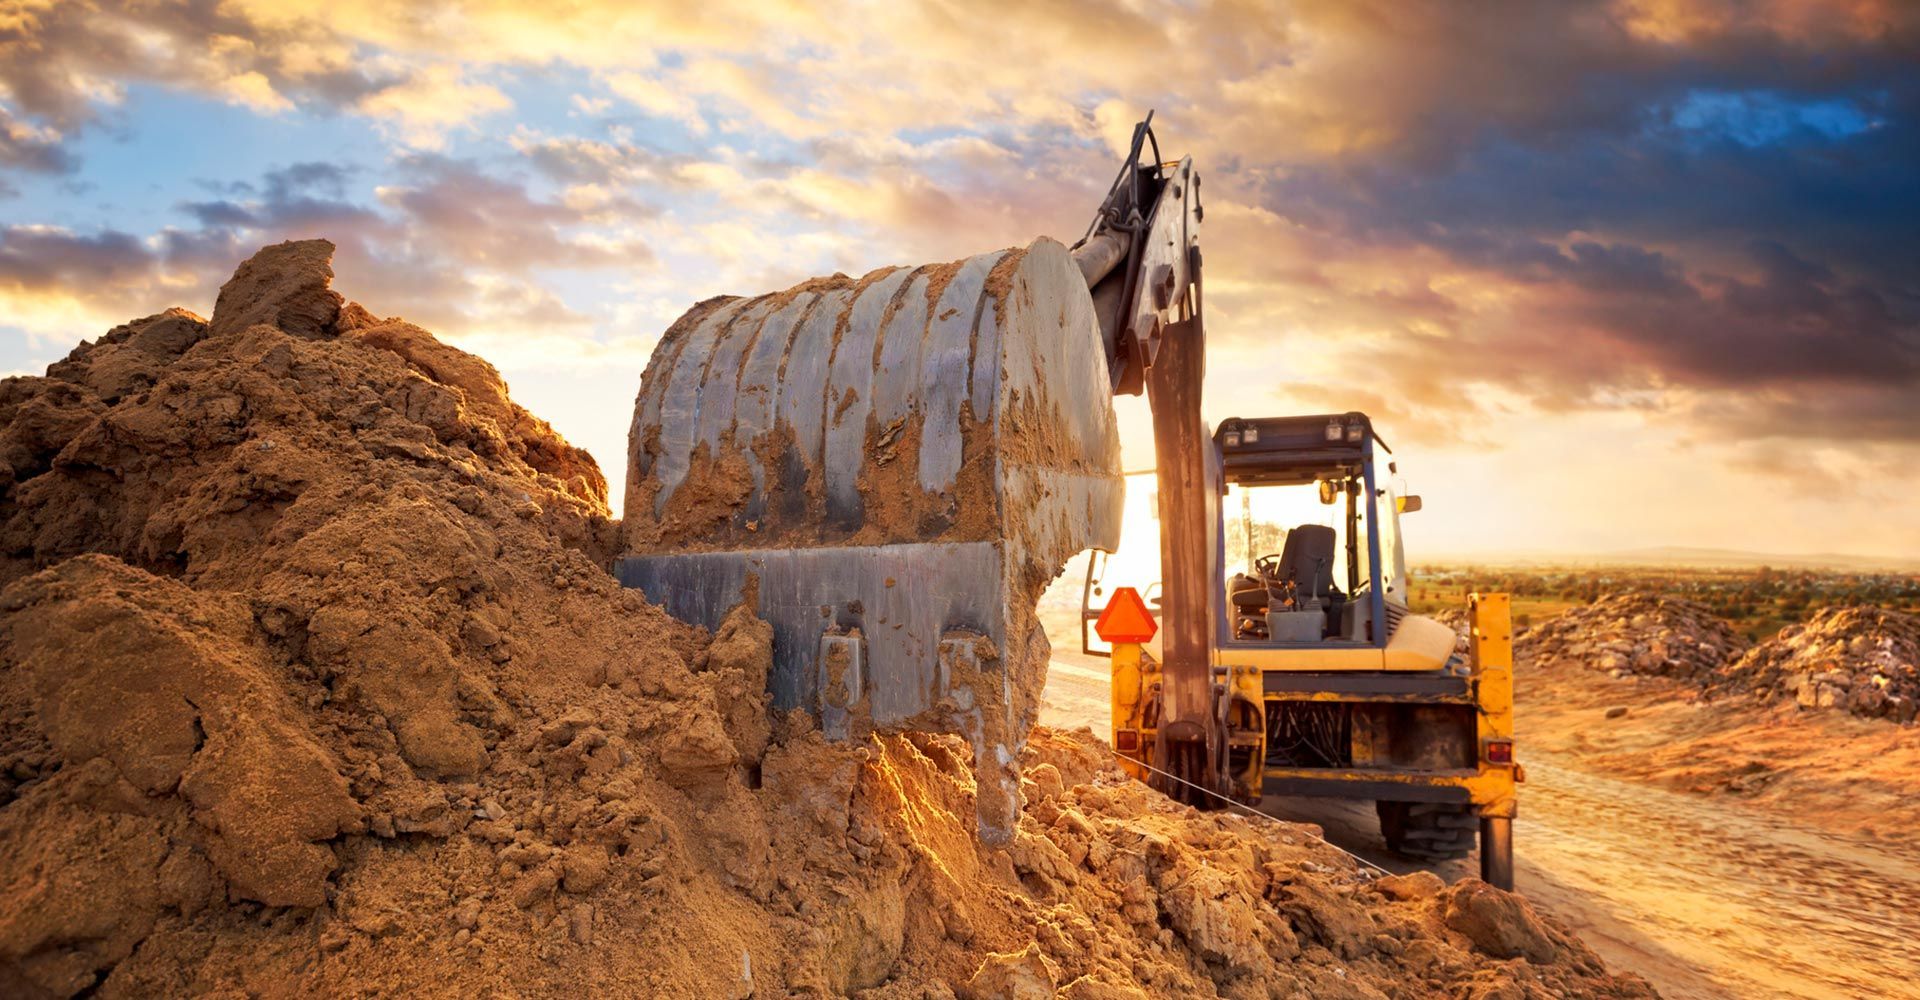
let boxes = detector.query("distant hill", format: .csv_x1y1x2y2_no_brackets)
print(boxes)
1420,546,1920,573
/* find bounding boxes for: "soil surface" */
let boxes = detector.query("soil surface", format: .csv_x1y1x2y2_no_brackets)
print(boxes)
1039,604,1920,999
0,241,1653,999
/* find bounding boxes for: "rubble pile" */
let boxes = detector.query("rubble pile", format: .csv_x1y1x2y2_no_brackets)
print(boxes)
0,241,1654,998
1516,592,1749,682
1430,607,1471,637
1717,607,1920,724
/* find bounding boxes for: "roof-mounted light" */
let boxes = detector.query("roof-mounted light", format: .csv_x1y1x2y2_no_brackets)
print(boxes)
1224,430,1242,447
1325,421,1343,441
1345,423,1363,443
1242,426,1259,444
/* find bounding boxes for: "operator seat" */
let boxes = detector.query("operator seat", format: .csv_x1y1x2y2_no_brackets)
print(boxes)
1229,574,1268,610
1278,524,1338,602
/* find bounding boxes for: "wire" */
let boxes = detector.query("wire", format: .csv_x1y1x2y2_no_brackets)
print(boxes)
1073,110,1159,250
1115,749,1396,878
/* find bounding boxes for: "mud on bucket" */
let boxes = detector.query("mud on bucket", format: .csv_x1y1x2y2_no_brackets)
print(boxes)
616,236,1123,843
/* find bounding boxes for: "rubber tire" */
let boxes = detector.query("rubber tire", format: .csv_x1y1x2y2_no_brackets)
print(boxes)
1376,801,1478,861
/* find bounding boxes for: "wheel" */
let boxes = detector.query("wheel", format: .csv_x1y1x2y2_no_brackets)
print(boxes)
1157,738,1223,810
1376,801,1478,861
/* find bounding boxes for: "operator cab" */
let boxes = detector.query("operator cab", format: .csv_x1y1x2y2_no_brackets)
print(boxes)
1215,412,1416,649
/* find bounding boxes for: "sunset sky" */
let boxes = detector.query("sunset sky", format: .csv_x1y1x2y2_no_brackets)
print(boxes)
1,1,1915,561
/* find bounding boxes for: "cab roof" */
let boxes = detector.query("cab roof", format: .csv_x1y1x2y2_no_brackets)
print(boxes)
1213,412,1388,486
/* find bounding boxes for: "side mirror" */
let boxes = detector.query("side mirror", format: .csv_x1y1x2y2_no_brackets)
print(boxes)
1396,495,1423,513
1318,480,1337,505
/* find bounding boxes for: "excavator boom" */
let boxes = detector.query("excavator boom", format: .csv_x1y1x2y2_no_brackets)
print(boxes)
616,116,1221,839
1069,117,1220,801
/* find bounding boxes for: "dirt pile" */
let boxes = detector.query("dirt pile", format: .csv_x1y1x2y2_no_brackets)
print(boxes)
1515,592,1917,725
1431,607,1470,636
1517,592,1749,683
1716,606,1920,723
1,241,1652,998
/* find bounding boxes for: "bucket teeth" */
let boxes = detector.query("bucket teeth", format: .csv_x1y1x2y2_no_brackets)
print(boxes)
617,237,1122,842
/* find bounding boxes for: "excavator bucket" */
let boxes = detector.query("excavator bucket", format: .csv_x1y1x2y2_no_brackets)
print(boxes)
616,237,1122,841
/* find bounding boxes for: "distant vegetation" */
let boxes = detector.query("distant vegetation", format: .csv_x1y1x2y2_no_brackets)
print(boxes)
1410,565,1920,641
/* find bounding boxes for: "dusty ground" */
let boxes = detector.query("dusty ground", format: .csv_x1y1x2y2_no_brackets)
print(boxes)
0,240,1655,999
1037,604,1920,1000
1522,651,1920,852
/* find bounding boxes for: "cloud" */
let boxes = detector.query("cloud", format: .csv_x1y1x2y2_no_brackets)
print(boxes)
1,0,1917,498
0,225,152,292
0,152,656,356
509,130,692,189
356,65,512,150
0,0,385,133
0,222,242,348
604,71,708,134
0,106,73,173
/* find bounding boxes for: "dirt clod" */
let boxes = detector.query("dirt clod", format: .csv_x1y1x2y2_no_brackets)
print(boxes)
1443,879,1560,963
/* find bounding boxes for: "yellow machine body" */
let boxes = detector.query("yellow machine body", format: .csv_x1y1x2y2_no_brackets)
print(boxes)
1111,593,1521,818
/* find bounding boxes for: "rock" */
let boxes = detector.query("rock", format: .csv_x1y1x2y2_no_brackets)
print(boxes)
961,943,1055,1000
2,558,361,908
1719,606,1920,723
560,846,611,894
510,864,561,909
464,617,504,650
207,239,343,339
1520,592,1748,684
656,702,739,790
1027,762,1066,803
451,898,483,932
1443,879,1556,963
1605,706,1629,720
1056,977,1149,1000
1370,871,1444,901
729,950,754,1000
1158,862,1268,970
1278,878,1375,960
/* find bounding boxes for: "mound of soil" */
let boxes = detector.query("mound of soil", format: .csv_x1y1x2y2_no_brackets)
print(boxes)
0,241,1653,998
1518,592,1749,683
1717,606,1920,723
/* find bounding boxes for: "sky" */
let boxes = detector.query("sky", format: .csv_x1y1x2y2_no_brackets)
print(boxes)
1,0,1916,562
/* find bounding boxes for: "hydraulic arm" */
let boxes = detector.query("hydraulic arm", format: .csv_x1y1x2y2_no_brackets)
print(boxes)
1068,115,1224,803
616,113,1231,837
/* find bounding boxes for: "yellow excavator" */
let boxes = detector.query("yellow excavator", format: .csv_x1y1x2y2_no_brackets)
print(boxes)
1086,412,1520,887
615,114,1518,888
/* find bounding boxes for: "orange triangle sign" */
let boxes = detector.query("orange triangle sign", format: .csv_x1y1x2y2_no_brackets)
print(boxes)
1094,586,1158,643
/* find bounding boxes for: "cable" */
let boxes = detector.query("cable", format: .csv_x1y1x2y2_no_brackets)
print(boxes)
1073,111,1160,250
1114,749,1396,878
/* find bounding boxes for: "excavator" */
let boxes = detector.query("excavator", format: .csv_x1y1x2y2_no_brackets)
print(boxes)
615,115,1519,889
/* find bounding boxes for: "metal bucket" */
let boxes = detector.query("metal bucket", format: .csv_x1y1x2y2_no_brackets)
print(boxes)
617,236,1122,841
